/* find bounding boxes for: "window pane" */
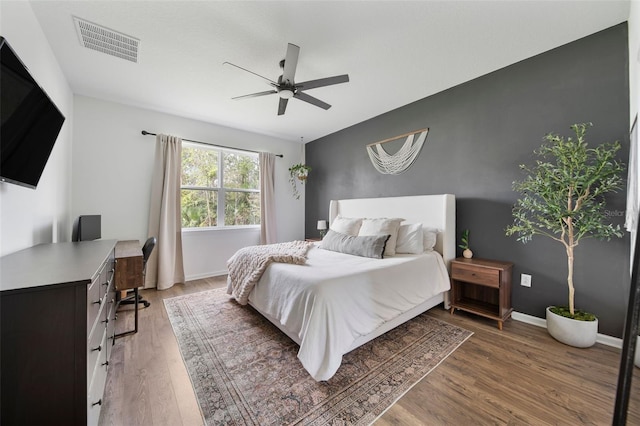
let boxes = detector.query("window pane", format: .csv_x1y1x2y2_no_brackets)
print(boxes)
224,191,260,226
182,146,219,187
223,151,259,190
181,189,217,227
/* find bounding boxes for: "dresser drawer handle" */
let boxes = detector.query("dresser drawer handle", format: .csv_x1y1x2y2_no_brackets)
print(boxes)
102,318,109,324
92,399,102,407
91,345,102,352
92,297,102,305
102,360,109,367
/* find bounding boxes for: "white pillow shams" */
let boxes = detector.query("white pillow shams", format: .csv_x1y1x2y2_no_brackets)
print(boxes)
358,217,404,256
423,227,439,251
396,223,424,254
330,215,363,236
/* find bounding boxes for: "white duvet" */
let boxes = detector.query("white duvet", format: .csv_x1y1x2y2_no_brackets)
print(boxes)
246,244,450,381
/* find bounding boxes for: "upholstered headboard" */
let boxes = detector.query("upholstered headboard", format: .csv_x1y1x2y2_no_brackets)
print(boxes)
328,194,456,269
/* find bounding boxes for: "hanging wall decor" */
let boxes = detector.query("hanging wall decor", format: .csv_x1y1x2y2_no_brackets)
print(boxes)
366,128,429,175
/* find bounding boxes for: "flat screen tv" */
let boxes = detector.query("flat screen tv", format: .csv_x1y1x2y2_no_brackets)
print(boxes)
0,36,66,189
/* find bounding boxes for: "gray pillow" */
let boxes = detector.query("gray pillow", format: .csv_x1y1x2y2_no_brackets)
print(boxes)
320,229,390,259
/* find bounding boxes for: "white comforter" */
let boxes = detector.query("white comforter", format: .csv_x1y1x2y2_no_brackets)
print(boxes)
246,245,450,381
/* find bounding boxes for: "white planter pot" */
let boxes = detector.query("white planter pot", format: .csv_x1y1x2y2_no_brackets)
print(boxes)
546,307,598,348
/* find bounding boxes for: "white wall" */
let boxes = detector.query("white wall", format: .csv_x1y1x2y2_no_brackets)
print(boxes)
630,0,640,126
0,1,74,256
73,96,305,280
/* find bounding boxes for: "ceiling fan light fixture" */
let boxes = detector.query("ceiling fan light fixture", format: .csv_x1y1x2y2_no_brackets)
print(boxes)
279,89,294,99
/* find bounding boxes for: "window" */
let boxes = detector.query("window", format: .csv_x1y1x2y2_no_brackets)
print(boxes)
181,143,260,228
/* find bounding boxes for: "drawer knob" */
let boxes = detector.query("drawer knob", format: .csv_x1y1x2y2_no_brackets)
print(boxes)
91,345,102,352
102,318,109,324
102,360,109,367
92,399,102,407
92,297,102,305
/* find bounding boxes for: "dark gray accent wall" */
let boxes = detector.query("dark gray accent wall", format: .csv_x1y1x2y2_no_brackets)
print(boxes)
305,23,630,337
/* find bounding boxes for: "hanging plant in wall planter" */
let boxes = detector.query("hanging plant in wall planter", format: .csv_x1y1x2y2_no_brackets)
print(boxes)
288,163,311,200
505,123,624,348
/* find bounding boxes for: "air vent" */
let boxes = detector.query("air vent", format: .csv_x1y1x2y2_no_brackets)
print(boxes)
73,16,139,63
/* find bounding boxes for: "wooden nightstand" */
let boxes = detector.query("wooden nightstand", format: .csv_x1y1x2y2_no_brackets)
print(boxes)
449,257,513,330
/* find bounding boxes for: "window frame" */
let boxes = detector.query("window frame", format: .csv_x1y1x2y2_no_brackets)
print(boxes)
181,142,260,230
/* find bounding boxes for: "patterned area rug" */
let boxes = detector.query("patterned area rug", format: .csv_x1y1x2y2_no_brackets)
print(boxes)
164,288,472,425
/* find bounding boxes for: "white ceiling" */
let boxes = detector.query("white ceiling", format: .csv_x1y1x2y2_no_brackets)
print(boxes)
29,1,630,143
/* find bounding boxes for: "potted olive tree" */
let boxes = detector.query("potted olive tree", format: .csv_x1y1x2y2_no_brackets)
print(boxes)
506,123,625,347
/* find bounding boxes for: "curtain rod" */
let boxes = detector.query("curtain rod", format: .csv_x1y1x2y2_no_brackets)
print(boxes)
141,131,283,158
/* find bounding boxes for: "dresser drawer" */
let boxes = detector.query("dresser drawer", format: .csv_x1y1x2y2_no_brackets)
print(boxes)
451,263,500,287
87,278,102,333
97,260,111,298
105,279,117,352
87,321,106,386
87,333,109,426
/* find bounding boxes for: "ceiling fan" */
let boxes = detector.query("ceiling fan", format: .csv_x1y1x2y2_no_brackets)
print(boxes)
224,43,349,116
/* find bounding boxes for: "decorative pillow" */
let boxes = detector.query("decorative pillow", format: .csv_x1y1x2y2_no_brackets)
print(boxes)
320,229,390,259
396,223,425,254
358,217,404,256
423,227,439,251
330,215,363,236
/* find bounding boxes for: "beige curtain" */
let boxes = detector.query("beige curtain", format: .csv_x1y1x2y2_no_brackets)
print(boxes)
259,152,278,244
145,134,185,290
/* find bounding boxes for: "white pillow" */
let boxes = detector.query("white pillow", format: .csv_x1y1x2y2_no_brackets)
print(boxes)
330,215,363,236
396,223,425,254
423,227,439,251
358,217,404,256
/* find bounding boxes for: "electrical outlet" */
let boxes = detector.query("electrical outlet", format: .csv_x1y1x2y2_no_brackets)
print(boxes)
521,273,532,287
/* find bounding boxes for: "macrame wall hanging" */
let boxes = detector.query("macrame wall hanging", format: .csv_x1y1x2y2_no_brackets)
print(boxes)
366,128,429,175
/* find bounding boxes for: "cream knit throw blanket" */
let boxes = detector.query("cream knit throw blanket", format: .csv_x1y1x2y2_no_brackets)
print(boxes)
227,240,312,305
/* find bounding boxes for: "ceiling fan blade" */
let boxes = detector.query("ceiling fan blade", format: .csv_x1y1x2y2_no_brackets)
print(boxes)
281,43,300,85
223,61,277,85
294,91,331,110
278,97,289,116
297,74,350,91
232,90,277,100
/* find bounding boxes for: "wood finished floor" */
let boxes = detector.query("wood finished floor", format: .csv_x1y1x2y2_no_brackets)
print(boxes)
100,276,640,425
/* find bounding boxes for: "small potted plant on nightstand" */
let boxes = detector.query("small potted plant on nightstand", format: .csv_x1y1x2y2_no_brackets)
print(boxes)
459,229,473,258
506,123,624,348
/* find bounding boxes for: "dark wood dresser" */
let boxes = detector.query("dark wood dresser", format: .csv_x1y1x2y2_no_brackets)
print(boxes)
0,240,117,425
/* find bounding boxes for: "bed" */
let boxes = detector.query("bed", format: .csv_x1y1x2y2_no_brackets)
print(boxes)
234,194,456,381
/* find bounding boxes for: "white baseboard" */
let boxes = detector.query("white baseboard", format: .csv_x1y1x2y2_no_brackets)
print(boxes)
512,311,622,349
184,270,227,282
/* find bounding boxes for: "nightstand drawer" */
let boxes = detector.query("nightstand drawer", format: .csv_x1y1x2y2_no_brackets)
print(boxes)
451,263,500,287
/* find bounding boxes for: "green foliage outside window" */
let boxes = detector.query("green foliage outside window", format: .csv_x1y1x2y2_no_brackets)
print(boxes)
181,144,260,228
